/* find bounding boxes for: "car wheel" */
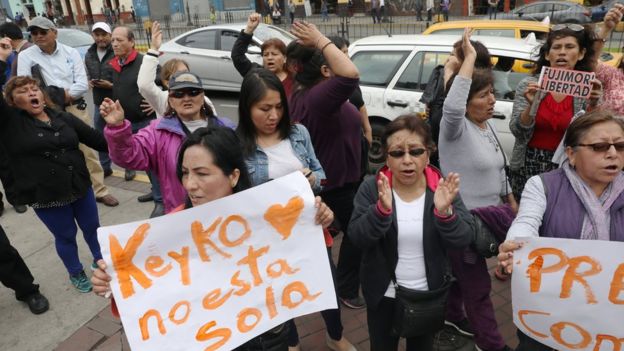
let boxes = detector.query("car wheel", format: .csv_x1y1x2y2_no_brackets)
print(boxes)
369,120,388,174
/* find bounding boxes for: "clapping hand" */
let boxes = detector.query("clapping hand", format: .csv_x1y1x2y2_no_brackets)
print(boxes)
100,97,125,127
434,172,460,215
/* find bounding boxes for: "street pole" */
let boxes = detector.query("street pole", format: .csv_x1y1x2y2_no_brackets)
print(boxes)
186,0,192,25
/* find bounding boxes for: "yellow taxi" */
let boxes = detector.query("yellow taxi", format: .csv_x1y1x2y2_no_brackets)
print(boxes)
423,19,623,68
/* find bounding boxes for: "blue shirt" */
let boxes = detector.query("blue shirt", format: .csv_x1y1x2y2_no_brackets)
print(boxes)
245,124,326,193
17,41,88,99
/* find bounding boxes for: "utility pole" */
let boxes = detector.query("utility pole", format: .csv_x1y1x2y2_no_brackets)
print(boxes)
186,0,192,25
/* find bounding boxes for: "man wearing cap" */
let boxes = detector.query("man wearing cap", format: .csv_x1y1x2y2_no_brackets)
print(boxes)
109,25,163,217
84,22,115,178
17,16,119,207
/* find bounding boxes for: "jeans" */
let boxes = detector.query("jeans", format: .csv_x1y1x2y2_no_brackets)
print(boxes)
367,297,435,351
131,119,163,203
93,107,112,172
33,190,102,276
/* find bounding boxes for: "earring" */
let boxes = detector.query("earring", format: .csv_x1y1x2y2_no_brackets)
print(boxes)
231,180,238,188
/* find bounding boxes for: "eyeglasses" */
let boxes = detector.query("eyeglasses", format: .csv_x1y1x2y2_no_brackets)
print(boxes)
551,24,584,32
387,148,427,158
30,29,50,36
169,89,203,99
576,142,624,152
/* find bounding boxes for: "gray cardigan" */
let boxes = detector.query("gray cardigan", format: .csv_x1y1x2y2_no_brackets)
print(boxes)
508,76,586,171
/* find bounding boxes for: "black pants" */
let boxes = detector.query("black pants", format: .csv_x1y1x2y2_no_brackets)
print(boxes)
367,297,435,351
516,330,556,351
287,247,343,346
0,144,18,206
0,224,39,300
234,322,290,351
322,183,360,299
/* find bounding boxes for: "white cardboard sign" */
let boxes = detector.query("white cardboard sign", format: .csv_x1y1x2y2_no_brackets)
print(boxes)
512,236,624,351
97,172,337,351
538,66,595,99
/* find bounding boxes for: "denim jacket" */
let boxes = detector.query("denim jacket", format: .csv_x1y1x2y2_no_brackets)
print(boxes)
246,124,326,193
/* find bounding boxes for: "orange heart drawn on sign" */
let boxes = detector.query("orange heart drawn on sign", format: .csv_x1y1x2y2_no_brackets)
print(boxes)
264,196,305,240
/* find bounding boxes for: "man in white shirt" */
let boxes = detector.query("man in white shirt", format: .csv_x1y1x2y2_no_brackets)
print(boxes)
18,16,119,207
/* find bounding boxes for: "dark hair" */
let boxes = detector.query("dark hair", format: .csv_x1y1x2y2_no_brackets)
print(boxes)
261,38,286,56
0,22,23,40
328,35,347,50
453,39,492,69
4,76,57,109
287,42,327,89
176,126,252,195
445,68,494,103
381,115,436,159
534,27,595,74
564,109,624,148
236,68,291,155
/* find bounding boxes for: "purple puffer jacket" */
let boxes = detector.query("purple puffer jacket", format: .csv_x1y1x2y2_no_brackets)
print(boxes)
104,116,235,214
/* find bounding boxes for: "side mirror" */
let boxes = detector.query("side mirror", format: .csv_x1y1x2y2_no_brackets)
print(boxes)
518,11,524,17
247,46,261,55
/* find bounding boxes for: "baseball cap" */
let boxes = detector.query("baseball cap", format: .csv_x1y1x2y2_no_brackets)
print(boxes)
169,71,203,91
27,16,56,31
91,22,111,34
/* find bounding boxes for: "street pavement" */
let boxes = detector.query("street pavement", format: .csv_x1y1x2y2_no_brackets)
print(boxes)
0,173,519,351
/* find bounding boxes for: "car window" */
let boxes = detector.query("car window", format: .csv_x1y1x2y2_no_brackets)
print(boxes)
520,3,545,13
548,4,568,11
351,51,410,86
429,28,463,35
394,51,449,91
177,30,217,50
475,29,515,38
520,30,547,41
220,31,239,51
57,30,93,47
492,56,531,101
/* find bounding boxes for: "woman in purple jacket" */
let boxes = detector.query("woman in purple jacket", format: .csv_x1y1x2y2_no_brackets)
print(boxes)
100,71,234,214
287,21,365,311
499,109,624,351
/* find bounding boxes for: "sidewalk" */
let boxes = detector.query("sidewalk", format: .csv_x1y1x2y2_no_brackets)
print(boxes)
0,175,518,350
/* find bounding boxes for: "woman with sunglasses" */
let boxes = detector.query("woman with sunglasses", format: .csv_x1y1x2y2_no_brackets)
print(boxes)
237,68,356,351
509,22,602,201
499,109,624,351
231,13,294,96
101,71,234,215
349,115,473,351
438,29,515,351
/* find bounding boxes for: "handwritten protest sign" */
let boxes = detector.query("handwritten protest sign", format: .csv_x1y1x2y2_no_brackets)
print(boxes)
97,172,337,351
511,237,624,351
538,66,595,99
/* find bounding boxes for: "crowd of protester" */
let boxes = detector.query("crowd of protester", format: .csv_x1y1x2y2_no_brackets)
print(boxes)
1,3,624,350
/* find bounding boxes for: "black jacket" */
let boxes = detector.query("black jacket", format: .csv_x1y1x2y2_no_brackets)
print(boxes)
84,43,115,106
0,61,107,205
110,50,156,124
231,30,262,78
348,167,474,310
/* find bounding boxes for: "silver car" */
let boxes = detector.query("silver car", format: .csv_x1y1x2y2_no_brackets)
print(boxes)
159,23,295,92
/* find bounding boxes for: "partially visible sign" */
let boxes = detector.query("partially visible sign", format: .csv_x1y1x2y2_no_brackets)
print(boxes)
538,66,595,99
512,237,624,351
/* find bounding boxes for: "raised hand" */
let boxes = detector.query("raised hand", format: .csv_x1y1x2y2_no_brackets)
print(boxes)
0,37,12,62
150,21,162,51
434,172,460,214
100,97,125,127
461,28,476,59
245,13,261,34
377,172,392,212
290,21,324,48
603,4,624,32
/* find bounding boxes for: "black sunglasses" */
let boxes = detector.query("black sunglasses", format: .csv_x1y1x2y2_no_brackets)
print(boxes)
387,148,427,158
30,29,49,36
169,89,203,99
551,24,584,32
576,142,624,152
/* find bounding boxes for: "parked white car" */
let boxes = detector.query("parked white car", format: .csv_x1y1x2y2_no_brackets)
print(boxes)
159,23,295,92
348,34,540,169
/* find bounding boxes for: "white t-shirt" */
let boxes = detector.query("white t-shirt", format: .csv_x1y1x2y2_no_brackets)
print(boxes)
96,47,107,61
182,119,209,133
385,191,428,298
264,139,303,180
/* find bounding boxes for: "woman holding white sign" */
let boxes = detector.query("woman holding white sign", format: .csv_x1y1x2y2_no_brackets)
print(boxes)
349,115,474,351
93,126,337,350
499,110,624,351
509,24,602,201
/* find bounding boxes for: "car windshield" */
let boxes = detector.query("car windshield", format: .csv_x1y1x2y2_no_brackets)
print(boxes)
254,25,295,44
57,30,94,47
